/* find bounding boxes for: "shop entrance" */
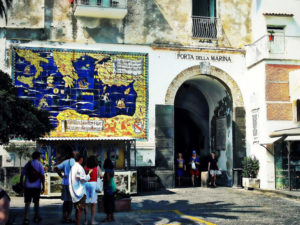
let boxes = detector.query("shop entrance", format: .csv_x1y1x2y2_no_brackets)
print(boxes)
174,76,233,187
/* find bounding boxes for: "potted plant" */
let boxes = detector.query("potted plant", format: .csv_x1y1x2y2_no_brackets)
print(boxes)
242,156,260,190
268,31,274,41
98,190,132,212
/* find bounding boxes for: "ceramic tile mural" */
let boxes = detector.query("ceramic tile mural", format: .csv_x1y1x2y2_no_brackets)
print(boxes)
12,47,148,139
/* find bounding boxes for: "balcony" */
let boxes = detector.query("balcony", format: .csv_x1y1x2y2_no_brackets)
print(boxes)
246,35,300,67
192,16,222,39
74,0,128,19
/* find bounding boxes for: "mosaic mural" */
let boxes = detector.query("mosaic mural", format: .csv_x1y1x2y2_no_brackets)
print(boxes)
12,47,148,139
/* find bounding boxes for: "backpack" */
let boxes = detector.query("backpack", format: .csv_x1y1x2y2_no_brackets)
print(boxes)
26,161,41,183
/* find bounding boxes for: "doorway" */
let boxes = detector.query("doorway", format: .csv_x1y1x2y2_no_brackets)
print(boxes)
174,76,233,187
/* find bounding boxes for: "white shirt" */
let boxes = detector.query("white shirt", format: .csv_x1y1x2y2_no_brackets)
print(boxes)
69,162,90,203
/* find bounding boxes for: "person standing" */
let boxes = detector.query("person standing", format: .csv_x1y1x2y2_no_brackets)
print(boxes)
54,150,75,223
69,153,92,225
189,150,200,187
208,152,219,187
84,155,101,225
0,188,10,225
20,151,45,225
176,153,186,187
102,158,116,222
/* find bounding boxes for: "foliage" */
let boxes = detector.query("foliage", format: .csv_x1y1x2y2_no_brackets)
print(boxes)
9,174,20,185
0,70,53,144
5,142,35,172
114,190,131,200
0,0,12,24
242,156,260,178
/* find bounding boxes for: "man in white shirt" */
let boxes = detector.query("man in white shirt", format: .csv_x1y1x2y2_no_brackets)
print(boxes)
55,150,75,223
69,152,92,225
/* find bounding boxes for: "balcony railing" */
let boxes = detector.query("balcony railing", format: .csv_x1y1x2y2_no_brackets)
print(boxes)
246,35,300,67
76,0,127,9
192,16,222,39
74,0,128,19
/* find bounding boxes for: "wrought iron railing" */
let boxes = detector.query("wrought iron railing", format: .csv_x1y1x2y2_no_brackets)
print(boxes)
76,0,127,9
192,16,221,39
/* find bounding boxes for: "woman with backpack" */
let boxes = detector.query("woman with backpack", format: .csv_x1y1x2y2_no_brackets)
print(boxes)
20,151,45,225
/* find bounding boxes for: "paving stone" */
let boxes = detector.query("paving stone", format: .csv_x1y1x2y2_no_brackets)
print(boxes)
8,187,300,225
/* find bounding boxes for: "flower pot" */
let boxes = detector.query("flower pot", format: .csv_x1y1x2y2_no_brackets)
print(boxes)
114,198,131,212
269,35,274,41
242,177,260,190
98,197,131,212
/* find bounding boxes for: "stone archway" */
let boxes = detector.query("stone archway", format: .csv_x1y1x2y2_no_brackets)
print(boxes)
166,64,246,168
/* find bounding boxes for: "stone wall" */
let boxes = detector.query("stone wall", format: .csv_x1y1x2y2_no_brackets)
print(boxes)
2,0,253,48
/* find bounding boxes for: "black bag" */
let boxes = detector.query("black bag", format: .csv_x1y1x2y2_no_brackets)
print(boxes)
12,183,23,195
26,161,41,182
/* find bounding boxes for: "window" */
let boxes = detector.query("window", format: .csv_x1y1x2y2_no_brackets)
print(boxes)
267,26,285,54
192,0,217,39
192,0,216,17
252,109,259,142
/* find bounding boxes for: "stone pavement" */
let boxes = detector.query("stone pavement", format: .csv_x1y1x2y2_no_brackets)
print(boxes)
8,187,300,225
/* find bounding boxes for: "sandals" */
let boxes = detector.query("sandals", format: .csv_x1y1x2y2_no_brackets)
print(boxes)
34,216,42,223
62,218,75,223
23,219,30,225
66,218,75,223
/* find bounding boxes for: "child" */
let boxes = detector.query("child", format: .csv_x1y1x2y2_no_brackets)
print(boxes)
176,153,186,187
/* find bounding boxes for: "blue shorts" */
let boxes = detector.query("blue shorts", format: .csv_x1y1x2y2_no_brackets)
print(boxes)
85,182,97,204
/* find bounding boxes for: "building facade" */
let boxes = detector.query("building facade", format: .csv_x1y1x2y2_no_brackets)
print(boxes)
0,0,299,190
246,0,300,190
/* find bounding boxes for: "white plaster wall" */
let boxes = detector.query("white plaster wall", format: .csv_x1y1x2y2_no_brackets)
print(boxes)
252,0,300,41
245,60,278,189
0,145,29,168
289,69,300,101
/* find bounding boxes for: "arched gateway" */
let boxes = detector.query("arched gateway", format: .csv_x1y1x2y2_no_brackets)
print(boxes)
155,64,246,188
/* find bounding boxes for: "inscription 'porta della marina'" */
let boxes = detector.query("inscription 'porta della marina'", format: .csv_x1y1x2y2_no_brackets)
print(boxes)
177,53,232,62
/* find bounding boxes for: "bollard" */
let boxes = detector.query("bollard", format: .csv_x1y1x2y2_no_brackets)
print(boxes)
232,168,243,188
201,171,209,187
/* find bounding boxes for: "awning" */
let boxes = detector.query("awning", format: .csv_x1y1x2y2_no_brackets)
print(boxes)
259,136,282,145
284,135,300,141
269,127,300,138
38,137,135,141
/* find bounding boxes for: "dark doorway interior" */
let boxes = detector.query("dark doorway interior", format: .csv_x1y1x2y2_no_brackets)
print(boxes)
174,83,210,186
291,141,300,190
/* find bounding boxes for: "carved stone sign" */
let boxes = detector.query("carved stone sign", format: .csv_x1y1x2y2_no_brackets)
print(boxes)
177,53,232,62
216,116,227,150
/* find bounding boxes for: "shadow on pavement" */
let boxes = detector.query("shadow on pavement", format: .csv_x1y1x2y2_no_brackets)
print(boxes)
132,198,263,224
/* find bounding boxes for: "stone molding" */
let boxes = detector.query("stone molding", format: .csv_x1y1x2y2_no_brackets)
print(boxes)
165,65,244,108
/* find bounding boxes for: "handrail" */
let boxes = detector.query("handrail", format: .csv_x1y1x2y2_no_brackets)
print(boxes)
192,16,221,39
75,0,127,9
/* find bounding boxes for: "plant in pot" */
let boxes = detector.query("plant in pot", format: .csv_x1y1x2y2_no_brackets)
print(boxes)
98,190,132,212
268,31,274,42
242,156,260,190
